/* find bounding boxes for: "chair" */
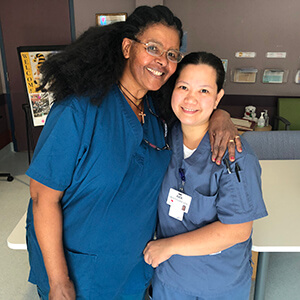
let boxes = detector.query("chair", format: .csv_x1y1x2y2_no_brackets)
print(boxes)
274,98,300,130
243,130,300,160
0,173,14,181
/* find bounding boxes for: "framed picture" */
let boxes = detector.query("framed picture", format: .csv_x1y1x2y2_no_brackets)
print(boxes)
262,69,288,84
231,68,258,83
17,45,66,126
96,13,127,26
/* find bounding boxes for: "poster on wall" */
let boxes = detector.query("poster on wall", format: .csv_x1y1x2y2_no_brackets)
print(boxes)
17,45,66,126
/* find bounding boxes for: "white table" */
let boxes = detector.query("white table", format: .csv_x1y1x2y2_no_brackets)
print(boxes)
252,160,300,300
7,212,27,250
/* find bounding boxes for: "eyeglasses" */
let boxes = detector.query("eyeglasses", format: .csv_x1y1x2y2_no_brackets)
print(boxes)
143,97,170,151
133,39,184,63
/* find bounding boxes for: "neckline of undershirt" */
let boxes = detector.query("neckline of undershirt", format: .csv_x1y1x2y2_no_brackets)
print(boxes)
183,144,197,159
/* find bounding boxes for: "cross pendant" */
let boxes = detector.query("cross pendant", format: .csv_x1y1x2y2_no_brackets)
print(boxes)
139,111,146,124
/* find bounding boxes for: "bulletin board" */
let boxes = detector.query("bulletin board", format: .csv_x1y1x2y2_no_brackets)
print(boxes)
17,45,66,126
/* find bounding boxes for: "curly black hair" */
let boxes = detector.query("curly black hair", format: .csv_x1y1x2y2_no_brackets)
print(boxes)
39,5,183,105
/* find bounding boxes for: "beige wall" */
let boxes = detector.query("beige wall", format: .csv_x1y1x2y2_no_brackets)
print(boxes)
166,0,300,96
73,0,164,36
73,0,136,37
74,0,300,97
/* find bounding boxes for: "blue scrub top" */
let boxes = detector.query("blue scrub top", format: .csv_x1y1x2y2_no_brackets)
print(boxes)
26,85,171,299
155,123,268,298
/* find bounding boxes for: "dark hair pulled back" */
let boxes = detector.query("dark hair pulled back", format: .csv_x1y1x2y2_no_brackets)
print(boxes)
39,5,183,104
155,52,225,127
176,52,225,93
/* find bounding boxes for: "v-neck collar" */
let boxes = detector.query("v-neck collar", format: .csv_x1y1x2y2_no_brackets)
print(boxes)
173,123,211,166
113,84,152,146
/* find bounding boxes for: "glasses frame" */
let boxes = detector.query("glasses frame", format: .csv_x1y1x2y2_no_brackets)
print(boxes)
143,97,170,151
133,39,184,63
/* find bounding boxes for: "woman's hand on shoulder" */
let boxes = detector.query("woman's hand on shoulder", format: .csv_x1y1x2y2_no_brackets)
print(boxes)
209,109,242,164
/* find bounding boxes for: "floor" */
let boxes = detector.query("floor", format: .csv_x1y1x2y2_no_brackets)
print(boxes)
1,143,300,300
0,145,38,299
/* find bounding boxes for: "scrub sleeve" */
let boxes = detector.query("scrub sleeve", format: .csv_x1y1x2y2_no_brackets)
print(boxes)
26,85,171,299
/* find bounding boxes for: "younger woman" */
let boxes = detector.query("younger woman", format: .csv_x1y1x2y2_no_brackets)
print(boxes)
143,52,268,300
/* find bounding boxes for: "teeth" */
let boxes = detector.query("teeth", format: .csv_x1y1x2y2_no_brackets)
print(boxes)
147,67,163,76
183,108,197,112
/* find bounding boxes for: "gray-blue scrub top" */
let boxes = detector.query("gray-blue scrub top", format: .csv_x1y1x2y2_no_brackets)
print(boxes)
155,123,268,298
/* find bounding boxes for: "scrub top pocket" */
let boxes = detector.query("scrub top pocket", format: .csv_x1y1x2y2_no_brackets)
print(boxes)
65,248,97,299
219,169,253,217
187,191,218,226
235,169,254,213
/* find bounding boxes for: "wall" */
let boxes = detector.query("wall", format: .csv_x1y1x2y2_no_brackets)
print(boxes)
165,0,300,96
73,0,136,37
0,0,71,151
0,94,11,149
0,24,11,150
72,0,300,123
74,0,300,97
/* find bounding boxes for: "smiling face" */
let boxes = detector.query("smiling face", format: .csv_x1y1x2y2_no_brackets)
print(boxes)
121,23,180,97
171,63,224,130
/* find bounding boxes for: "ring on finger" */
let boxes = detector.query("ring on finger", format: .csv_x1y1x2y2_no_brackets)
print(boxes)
235,135,240,139
229,139,235,143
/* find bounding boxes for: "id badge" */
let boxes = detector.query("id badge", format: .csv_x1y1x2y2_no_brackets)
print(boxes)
168,204,184,221
167,188,192,221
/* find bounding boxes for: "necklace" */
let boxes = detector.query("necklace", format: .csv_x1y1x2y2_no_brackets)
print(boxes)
118,82,146,124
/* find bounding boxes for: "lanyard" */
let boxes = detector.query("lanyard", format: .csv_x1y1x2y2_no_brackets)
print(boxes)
143,97,170,151
178,168,186,192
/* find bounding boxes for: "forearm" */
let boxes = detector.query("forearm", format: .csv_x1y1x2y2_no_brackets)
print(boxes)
211,108,230,119
33,199,70,285
30,178,70,287
167,221,253,257
144,221,253,267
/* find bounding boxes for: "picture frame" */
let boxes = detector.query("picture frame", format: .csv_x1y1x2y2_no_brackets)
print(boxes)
231,68,258,83
262,69,289,84
96,13,127,26
17,45,66,126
